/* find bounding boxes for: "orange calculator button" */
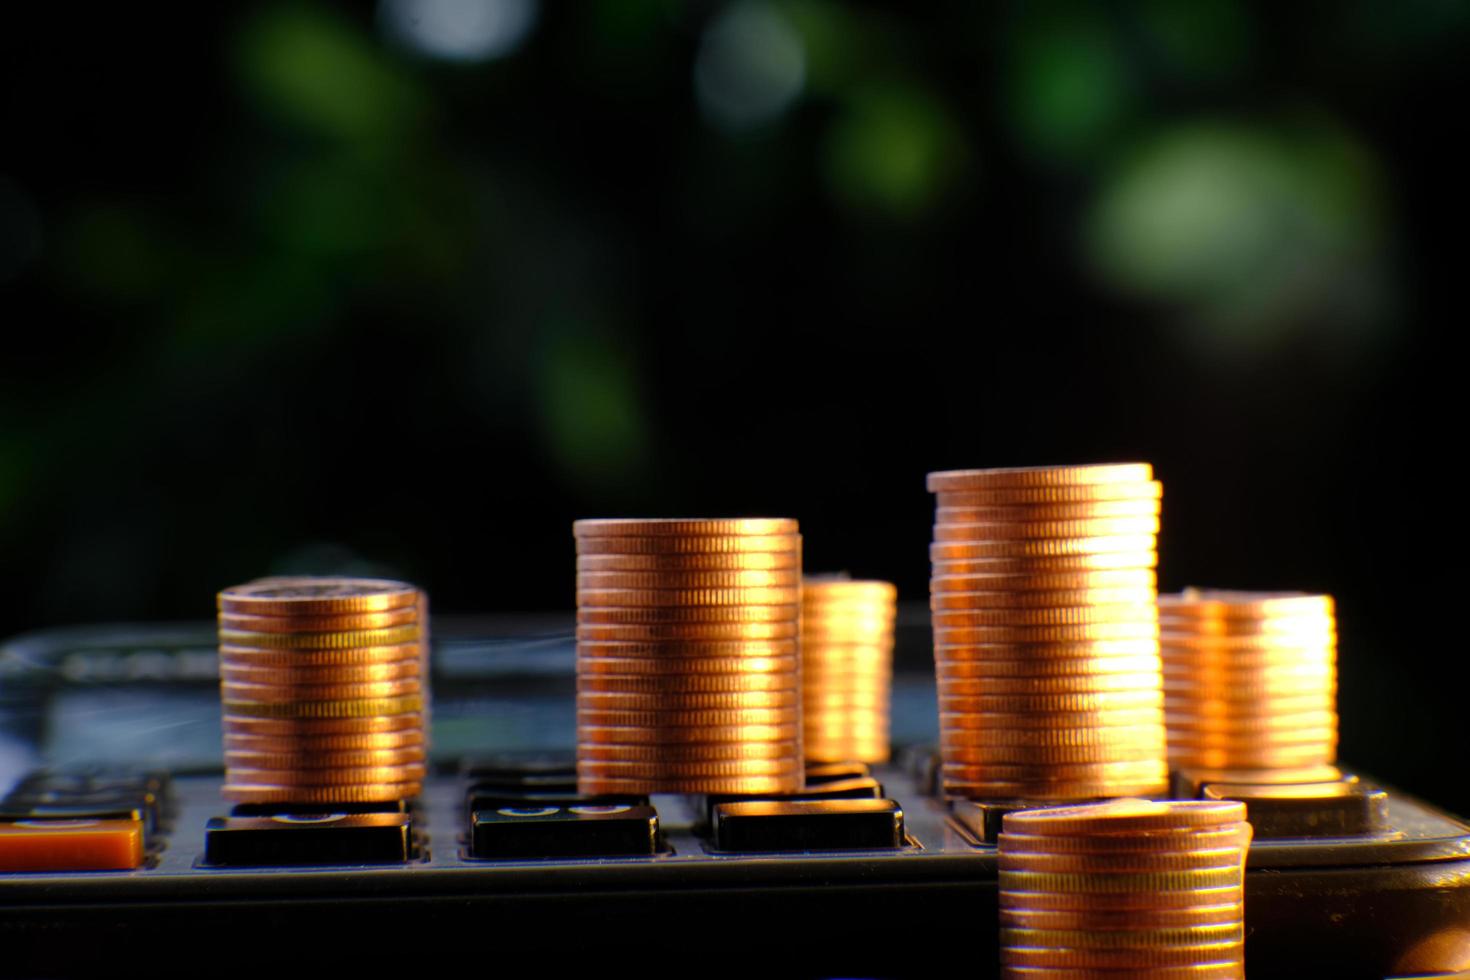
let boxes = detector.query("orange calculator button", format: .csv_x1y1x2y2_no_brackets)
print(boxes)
0,817,145,872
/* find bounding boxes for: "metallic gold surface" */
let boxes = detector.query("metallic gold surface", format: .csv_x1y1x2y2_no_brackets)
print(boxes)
221,783,422,803
930,465,1166,803
573,518,799,537
801,576,894,764
997,800,1250,977
217,576,428,807
217,608,420,632
926,464,1154,491
217,577,419,614
574,519,803,793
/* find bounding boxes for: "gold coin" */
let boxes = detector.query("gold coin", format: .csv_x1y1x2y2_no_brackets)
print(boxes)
1003,798,1246,835
1160,589,1334,618
1000,943,1244,970
225,765,427,786
217,608,419,633
578,622,799,642
576,551,801,571
926,464,1154,491
933,481,1164,505
1157,631,1335,651
937,656,1160,679
930,536,1157,561
931,569,1157,593
942,725,1165,749
577,741,799,762
224,747,427,769
1159,614,1335,638
1000,922,1244,950
945,778,1169,801
932,603,1158,626
577,689,799,710
933,623,1158,644
1164,729,1338,750
220,678,422,702
938,673,1162,696
802,578,898,598
936,499,1162,523
579,655,800,676
573,518,799,537
998,849,1245,874
938,691,1162,713
574,534,801,555
577,586,801,607
1167,747,1336,770
578,674,796,695
577,638,798,658
1161,659,1335,678
577,606,798,625
803,692,889,710
936,639,1160,659
933,553,1159,575
221,661,422,684
577,723,800,745
942,708,1164,730
999,903,1244,929
223,731,426,753
1000,966,1243,980
217,643,423,667
944,744,1164,766
218,625,421,650
944,760,1168,781
1163,694,1333,716
576,759,802,779
224,695,424,719
932,516,1160,541
1171,764,1342,788
577,774,803,795
998,826,1250,854
929,586,1157,608
221,782,420,803
998,866,1243,893
222,713,423,736
576,706,800,727
996,884,1243,911
577,569,802,590
217,577,419,615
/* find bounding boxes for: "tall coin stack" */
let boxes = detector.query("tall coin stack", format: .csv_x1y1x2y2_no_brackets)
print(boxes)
1160,590,1339,778
928,464,1168,800
575,519,805,795
217,577,429,804
801,577,897,764
998,799,1252,978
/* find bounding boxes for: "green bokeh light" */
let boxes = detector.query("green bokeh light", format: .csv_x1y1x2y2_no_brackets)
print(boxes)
538,330,650,488
1006,4,1133,163
823,83,967,219
1086,119,1390,354
235,5,425,145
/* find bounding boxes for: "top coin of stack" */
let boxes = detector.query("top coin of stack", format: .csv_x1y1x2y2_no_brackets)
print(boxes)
1160,589,1338,777
575,519,804,796
927,464,1168,801
998,798,1252,978
802,576,897,764
216,577,428,804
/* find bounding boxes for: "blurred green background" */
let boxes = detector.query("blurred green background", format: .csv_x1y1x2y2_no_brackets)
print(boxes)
1,1,1465,807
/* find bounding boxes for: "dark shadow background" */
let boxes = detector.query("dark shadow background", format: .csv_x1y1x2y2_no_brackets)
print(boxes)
1,2,1464,808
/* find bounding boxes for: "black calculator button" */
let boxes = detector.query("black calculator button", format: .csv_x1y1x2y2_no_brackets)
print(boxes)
471,804,658,858
204,812,412,865
713,799,905,851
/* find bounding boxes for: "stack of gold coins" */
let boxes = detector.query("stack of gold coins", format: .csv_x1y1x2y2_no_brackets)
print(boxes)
1160,589,1338,777
575,519,804,795
216,577,428,804
998,799,1252,977
801,576,897,764
928,464,1168,800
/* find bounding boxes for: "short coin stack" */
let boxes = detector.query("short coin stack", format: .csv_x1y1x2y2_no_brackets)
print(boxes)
575,519,804,795
1160,589,1338,777
999,799,1252,978
928,464,1168,800
217,577,428,804
801,576,897,764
